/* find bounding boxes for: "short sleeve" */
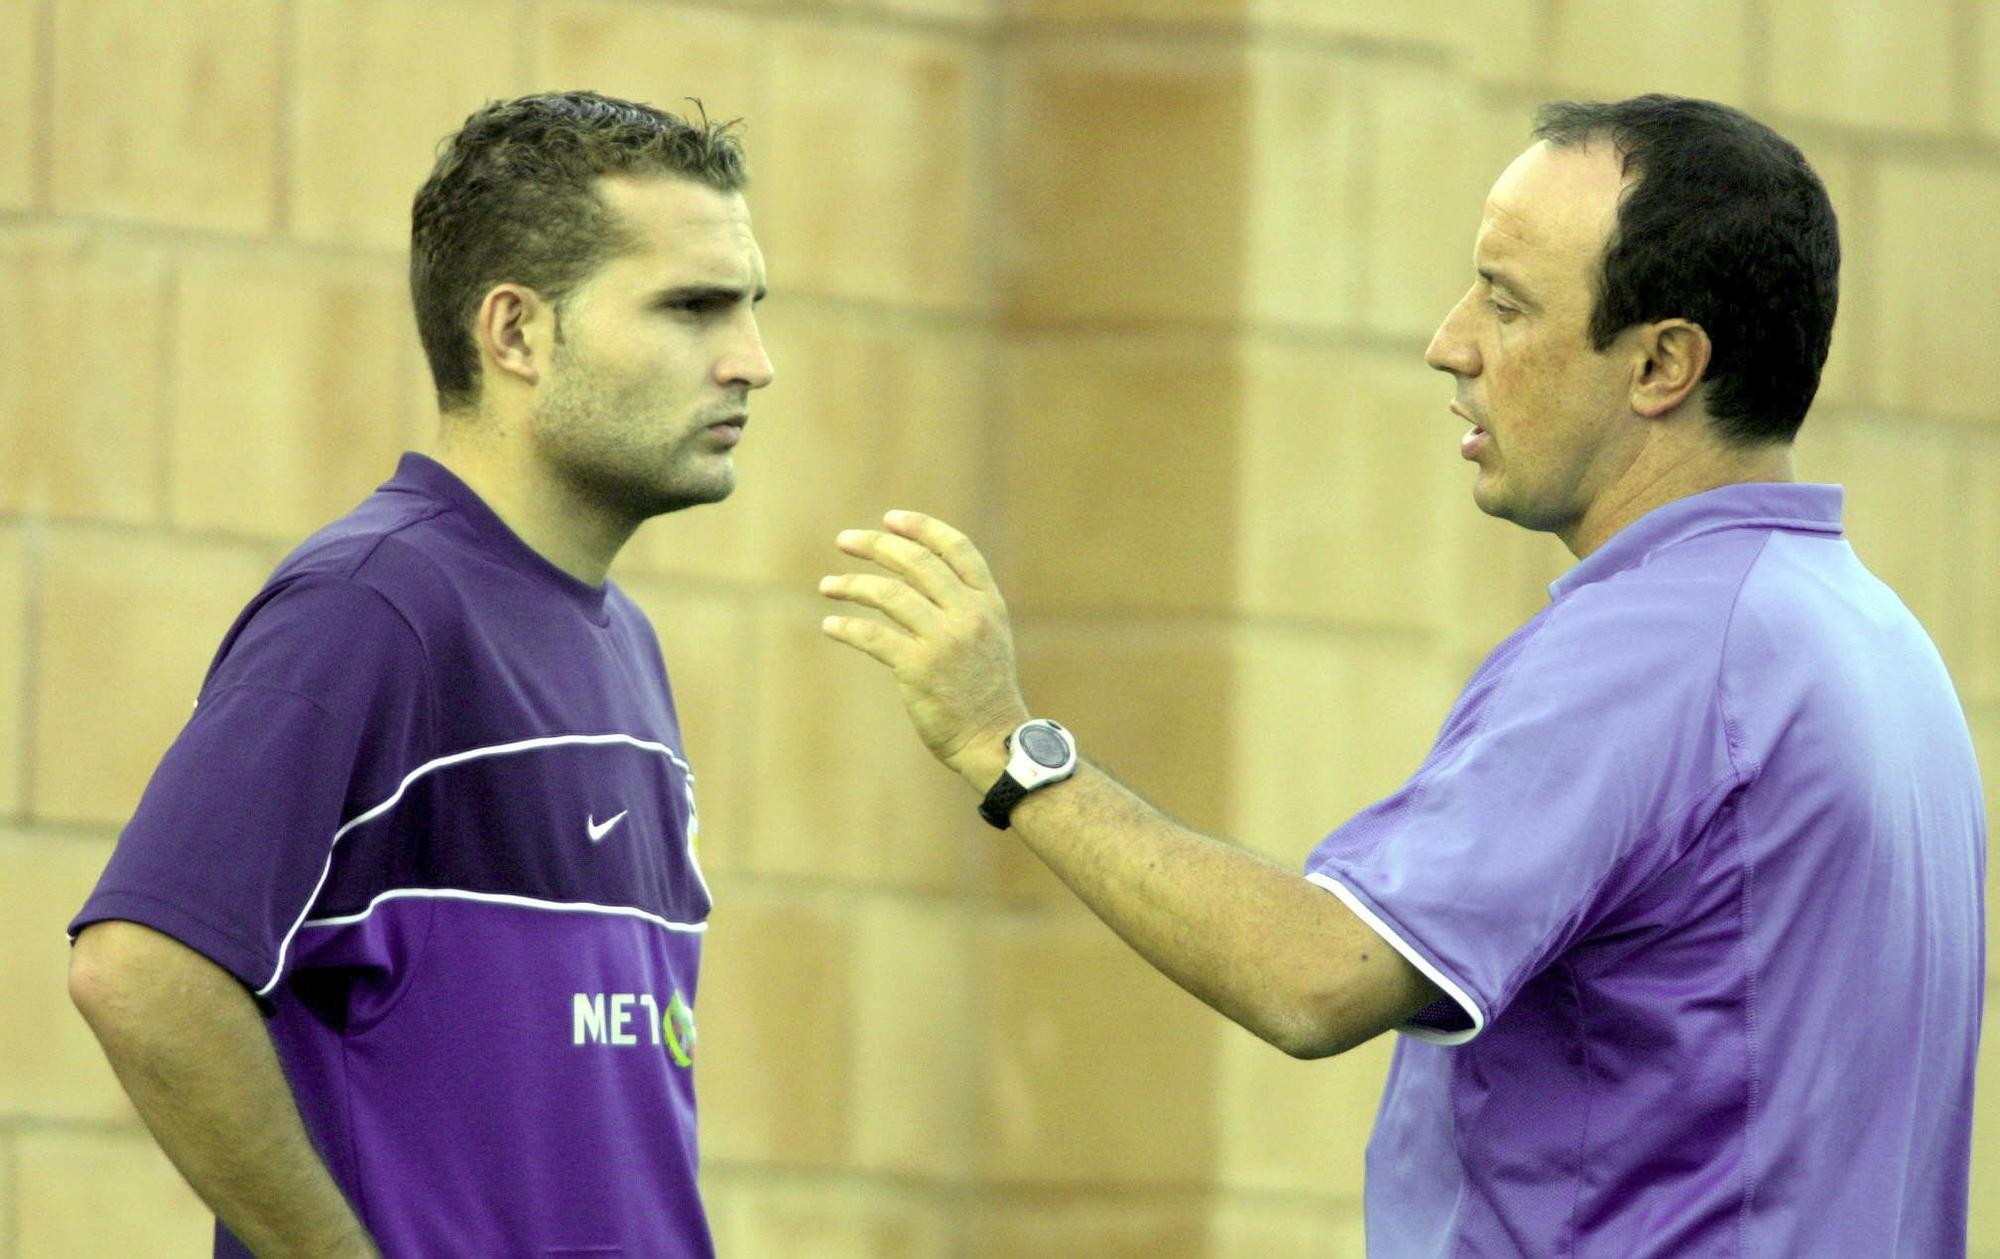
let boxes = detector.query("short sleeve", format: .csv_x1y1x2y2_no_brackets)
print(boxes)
1303,593,1743,1042
68,576,433,996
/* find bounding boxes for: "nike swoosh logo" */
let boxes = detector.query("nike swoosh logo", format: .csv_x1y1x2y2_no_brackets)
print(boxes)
587,810,630,843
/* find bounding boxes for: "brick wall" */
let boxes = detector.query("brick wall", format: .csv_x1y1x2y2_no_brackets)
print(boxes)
1,1,1994,1256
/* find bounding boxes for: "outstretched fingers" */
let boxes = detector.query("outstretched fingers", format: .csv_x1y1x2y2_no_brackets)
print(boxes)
835,528,962,607
820,612,908,668
818,571,939,635
882,511,997,592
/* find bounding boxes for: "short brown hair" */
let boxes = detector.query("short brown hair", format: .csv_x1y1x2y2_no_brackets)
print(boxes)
410,91,747,412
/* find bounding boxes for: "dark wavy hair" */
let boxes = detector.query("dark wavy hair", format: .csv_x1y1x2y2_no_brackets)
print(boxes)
410,91,747,412
1533,95,1839,445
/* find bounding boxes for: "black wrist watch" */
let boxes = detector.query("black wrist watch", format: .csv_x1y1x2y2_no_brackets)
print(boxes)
979,719,1079,830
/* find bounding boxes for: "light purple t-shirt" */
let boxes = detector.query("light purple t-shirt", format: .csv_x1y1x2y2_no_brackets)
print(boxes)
71,454,715,1258
1306,483,1985,1257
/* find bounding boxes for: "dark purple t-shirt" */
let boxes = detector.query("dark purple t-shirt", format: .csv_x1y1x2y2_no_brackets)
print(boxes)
71,454,715,1258
1306,484,1986,1257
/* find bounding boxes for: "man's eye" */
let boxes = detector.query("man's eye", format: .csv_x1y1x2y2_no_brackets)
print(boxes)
662,297,724,316
1490,300,1518,319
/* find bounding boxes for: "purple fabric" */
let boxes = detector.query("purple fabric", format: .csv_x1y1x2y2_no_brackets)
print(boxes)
72,454,715,1258
1305,483,1985,1258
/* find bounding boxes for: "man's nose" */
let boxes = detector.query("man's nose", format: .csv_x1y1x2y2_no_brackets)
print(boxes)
1424,292,1480,378
721,321,775,391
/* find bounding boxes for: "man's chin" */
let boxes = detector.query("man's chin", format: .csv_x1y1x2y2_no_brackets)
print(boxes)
1470,474,1508,521
646,472,735,518
1470,480,1540,532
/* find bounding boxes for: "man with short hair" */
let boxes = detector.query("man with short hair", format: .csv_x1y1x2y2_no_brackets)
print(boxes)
68,91,772,1258
822,94,1984,1255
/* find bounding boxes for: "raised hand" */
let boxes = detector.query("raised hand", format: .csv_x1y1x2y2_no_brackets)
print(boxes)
819,511,1031,784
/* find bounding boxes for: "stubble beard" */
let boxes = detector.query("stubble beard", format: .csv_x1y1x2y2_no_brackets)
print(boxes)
534,367,736,523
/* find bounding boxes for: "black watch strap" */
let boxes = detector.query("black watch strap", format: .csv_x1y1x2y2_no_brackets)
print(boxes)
978,721,1077,831
979,774,1031,830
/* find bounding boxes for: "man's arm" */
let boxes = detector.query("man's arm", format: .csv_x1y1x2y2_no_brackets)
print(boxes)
68,920,379,1259
820,512,1446,1058
981,758,1441,1057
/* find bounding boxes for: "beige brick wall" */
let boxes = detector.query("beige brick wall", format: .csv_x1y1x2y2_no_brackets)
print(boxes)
0,227,174,523
3,3,1994,1257
47,0,285,235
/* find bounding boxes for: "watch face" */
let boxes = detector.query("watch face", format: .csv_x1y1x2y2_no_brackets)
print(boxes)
1019,724,1070,768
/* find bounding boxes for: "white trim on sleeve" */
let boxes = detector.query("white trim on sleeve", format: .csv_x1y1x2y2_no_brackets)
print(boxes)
1306,870,1485,1045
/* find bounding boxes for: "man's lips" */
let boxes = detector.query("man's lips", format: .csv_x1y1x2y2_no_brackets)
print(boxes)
704,413,747,447
1450,403,1490,460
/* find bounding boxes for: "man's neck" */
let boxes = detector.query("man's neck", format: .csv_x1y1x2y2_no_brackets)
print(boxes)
1564,436,1796,560
431,422,636,588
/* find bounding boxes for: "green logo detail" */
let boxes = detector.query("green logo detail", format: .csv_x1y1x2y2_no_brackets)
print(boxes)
663,990,696,1068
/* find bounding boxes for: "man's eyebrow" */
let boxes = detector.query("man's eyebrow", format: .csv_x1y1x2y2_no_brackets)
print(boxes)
1477,267,1535,304
651,284,767,304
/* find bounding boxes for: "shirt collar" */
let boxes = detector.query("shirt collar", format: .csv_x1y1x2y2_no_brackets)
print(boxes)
1549,482,1845,602
385,451,613,621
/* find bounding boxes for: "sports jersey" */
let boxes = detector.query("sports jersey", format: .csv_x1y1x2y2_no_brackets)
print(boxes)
70,453,715,1258
1305,482,1985,1257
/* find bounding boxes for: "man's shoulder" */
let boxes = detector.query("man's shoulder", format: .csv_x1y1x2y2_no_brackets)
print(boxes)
1445,531,1777,751
601,580,663,642
256,484,485,635
275,484,452,583
1533,536,1764,671
203,487,478,692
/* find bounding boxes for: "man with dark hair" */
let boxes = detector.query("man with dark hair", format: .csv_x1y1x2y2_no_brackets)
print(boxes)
1528,96,1839,447
67,91,771,1258
823,94,1983,1255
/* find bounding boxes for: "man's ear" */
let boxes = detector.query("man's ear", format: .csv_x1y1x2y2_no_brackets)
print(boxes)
1630,319,1711,419
475,284,550,391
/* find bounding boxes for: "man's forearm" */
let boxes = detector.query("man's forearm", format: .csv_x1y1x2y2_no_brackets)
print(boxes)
818,513,1440,1056
984,760,1439,1058
70,921,378,1259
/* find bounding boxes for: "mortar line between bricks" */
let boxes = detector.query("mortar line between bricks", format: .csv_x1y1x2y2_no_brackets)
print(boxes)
0,1115,152,1137
1953,0,1982,134
514,0,535,92
17,516,42,826
528,0,998,41
155,246,180,533
1,1119,16,1259
30,0,55,211
701,1158,1373,1213
272,0,296,237
1741,0,1772,112
956,11,1010,1069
